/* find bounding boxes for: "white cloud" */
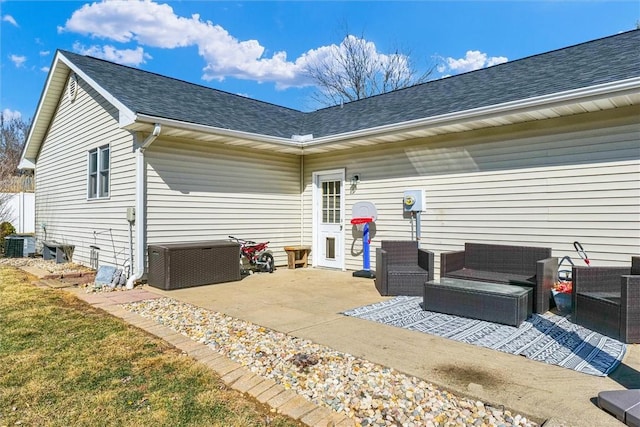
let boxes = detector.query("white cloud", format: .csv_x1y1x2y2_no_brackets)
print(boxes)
59,0,310,86
72,43,151,67
9,54,26,68
2,14,18,27
40,50,50,56
444,50,508,74
57,0,399,89
41,66,50,73
2,108,22,121
486,55,508,67
60,1,196,46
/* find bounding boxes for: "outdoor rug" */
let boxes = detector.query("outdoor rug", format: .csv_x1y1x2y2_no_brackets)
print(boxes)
342,296,626,377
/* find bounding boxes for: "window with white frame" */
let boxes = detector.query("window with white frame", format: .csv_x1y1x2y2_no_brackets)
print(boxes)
88,145,110,199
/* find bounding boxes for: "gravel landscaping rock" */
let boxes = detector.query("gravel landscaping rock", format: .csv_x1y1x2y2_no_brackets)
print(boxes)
1,258,539,426
122,297,537,427
0,257,93,275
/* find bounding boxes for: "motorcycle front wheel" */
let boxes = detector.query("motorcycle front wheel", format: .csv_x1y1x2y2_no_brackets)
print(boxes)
259,253,274,273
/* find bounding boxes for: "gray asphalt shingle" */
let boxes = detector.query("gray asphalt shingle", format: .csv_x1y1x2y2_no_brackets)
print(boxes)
62,29,639,140
62,51,306,139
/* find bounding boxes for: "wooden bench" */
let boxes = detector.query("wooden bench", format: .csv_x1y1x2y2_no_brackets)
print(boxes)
284,246,311,269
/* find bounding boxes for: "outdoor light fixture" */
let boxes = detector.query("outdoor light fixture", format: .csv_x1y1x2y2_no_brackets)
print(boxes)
351,174,360,186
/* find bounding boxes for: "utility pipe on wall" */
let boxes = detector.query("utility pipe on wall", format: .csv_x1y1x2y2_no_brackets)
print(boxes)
416,211,422,247
299,154,304,245
126,123,161,289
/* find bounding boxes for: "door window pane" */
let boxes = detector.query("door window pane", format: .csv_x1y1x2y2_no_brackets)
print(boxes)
321,179,341,224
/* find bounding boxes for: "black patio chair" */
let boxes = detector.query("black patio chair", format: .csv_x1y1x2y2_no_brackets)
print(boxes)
375,240,434,296
572,256,640,343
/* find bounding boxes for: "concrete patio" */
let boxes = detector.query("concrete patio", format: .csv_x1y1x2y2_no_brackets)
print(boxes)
137,267,638,426
18,260,637,426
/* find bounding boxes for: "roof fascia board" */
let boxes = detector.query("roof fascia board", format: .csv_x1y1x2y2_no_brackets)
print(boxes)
132,113,304,150
19,51,68,167
19,51,138,168
304,77,640,147
17,158,35,169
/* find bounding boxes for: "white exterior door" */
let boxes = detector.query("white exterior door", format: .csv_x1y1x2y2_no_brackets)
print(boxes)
313,169,345,269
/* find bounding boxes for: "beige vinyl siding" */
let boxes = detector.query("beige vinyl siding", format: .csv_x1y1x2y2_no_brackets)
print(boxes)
303,107,640,273
145,138,301,267
35,75,136,269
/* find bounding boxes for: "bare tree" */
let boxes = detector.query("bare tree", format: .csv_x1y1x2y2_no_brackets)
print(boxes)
305,30,434,107
0,115,31,191
0,115,32,225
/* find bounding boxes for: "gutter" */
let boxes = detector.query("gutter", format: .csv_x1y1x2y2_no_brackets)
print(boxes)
131,114,303,150
304,77,640,148
127,78,640,153
301,77,640,148
126,123,161,289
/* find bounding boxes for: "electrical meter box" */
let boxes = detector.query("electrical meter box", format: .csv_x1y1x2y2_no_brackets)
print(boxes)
403,189,425,212
126,207,135,222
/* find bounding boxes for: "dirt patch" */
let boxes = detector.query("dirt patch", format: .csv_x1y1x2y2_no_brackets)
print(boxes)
433,363,505,389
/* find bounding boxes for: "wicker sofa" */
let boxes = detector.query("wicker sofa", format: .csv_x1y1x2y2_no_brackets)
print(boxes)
375,240,434,296
572,256,640,344
440,243,557,314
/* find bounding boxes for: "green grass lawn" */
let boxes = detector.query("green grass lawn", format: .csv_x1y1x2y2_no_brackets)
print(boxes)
0,266,302,427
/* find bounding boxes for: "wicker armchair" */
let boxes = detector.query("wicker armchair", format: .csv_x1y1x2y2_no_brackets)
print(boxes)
375,240,434,296
572,256,640,343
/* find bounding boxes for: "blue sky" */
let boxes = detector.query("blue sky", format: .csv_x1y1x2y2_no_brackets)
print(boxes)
1,1,638,122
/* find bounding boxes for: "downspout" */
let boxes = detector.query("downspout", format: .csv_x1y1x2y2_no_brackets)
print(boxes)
126,123,161,289
299,154,304,245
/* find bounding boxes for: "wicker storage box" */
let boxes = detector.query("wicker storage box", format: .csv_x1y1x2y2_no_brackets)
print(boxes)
147,241,241,290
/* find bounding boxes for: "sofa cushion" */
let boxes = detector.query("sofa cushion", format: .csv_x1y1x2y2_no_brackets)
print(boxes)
579,291,621,306
598,390,640,422
627,403,640,427
444,268,535,286
463,243,550,276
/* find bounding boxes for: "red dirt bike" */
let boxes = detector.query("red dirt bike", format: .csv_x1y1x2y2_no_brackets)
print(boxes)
228,236,275,274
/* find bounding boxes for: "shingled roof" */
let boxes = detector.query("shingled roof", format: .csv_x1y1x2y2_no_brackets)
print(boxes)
60,29,639,139
304,29,640,138
59,51,307,139
20,29,640,165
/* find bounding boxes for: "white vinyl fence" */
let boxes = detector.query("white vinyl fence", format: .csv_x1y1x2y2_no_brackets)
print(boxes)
1,192,35,233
